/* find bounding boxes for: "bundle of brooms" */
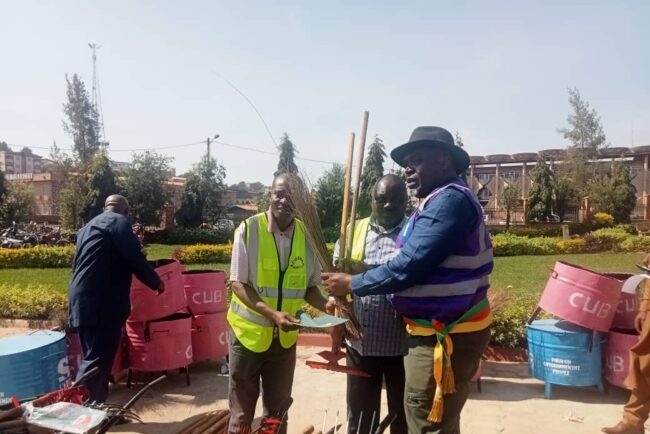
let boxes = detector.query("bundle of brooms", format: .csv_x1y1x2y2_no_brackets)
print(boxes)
287,112,370,341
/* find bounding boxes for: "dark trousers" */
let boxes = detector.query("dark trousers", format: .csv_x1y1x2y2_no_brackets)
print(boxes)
228,330,296,434
404,328,490,434
346,346,407,434
76,324,122,403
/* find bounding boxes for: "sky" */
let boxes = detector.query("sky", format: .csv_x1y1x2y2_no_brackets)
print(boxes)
1,1,649,184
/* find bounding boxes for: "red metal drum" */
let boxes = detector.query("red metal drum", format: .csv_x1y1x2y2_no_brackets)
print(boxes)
129,259,187,322
182,270,228,315
603,273,640,330
191,312,228,362
604,328,640,389
126,312,193,371
538,261,623,332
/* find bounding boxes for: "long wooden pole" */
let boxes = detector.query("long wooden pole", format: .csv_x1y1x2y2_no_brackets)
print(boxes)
339,133,355,272
346,111,370,260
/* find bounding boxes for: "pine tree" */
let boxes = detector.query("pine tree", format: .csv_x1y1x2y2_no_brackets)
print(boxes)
590,162,637,223
62,74,104,166
527,158,555,222
84,151,117,220
176,155,226,227
275,133,298,176
358,135,386,217
557,87,608,202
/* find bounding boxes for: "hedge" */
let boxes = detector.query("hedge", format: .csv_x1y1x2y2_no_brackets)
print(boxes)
0,245,75,269
173,244,233,264
0,284,67,320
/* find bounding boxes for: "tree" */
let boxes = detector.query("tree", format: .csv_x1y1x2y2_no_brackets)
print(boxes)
589,162,637,223
454,131,465,148
557,87,608,202
553,176,577,222
358,135,386,217
275,133,298,176
0,182,35,224
0,141,10,152
121,151,173,226
527,158,554,222
59,176,89,230
315,163,346,230
84,151,117,220
499,184,521,230
176,155,226,227
62,74,104,166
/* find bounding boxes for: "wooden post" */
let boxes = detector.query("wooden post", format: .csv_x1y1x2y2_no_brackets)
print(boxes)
346,111,369,259
338,133,355,271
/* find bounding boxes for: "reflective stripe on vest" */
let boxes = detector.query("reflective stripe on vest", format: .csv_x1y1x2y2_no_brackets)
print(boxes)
227,212,308,352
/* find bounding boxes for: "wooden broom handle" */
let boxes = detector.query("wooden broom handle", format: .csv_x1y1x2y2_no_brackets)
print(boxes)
339,132,355,272
347,111,369,261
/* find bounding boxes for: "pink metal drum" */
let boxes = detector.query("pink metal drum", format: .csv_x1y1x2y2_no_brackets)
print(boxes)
191,312,229,362
129,259,187,322
66,330,127,381
126,313,193,371
182,270,228,315
604,328,640,389
603,273,639,330
539,261,623,332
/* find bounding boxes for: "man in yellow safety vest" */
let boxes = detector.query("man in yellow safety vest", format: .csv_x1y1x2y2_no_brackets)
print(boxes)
227,173,329,434
332,174,409,434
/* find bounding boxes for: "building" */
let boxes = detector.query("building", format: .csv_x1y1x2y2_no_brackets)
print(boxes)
0,146,44,175
468,146,650,224
5,172,66,222
225,203,258,226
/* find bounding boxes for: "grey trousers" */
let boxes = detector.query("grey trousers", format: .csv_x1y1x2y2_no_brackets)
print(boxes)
404,328,491,434
228,329,296,434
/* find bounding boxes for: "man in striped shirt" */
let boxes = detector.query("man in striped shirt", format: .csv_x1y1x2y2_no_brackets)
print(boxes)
332,174,408,434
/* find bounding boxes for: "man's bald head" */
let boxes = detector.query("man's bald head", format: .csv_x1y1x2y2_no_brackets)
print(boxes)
104,194,129,216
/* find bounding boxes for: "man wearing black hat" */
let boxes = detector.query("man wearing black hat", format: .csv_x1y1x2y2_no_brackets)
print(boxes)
323,127,493,433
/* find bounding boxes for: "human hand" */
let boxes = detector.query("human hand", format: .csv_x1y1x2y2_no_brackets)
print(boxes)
635,311,646,334
325,298,338,315
272,311,300,332
321,273,352,297
156,281,165,296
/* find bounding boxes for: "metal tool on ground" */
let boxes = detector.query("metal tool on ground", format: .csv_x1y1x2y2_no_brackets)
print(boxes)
373,413,397,434
306,350,371,377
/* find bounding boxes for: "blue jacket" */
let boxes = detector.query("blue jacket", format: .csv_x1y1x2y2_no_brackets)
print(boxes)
68,212,161,327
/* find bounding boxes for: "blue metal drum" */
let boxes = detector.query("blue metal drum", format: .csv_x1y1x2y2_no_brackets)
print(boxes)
527,319,605,398
0,331,69,404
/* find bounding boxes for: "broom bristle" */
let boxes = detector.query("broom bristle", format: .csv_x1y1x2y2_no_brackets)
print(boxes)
287,174,363,340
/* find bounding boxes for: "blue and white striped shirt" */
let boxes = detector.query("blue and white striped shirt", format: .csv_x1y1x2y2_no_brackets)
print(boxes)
334,218,407,357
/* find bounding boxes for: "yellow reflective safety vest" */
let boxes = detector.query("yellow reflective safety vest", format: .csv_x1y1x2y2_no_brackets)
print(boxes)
227,212,308,352
349,217,370,262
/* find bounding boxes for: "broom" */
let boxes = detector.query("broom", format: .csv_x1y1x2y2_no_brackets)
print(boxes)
286,171,363,341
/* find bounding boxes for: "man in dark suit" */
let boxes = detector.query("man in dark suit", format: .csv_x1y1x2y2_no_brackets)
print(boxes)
68,194,164,402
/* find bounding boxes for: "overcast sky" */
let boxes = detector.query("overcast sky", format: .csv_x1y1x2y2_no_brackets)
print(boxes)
1,0,649,184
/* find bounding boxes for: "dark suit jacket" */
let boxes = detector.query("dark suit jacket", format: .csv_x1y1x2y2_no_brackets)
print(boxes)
68,212,161,327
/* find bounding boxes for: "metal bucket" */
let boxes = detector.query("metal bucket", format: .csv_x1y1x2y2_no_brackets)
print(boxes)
538,261,622,332
182,270,228,315
604,328,639,389
126,312,193,371
602,273,640,330
0,331,69,403
191,312,228,362
527,319,605,398
129,259,187,322
66,329,128,381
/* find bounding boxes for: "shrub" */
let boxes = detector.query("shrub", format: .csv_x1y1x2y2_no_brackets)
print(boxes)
490,294,537,348
585,227,633,252
555,238,587,254
165,227,233,245
0,245,75,269
620,236,650,253
491,233,559,256
593,212,615,228
0,284,68,319
174,244,232,264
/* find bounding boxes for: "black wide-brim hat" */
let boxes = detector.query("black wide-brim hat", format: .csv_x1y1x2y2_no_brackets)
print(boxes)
390,126,470,174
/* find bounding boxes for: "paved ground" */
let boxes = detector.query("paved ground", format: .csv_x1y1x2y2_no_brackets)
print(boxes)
1,327,641,434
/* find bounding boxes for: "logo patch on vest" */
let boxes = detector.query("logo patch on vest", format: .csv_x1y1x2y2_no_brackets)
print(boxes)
290,256,305,269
